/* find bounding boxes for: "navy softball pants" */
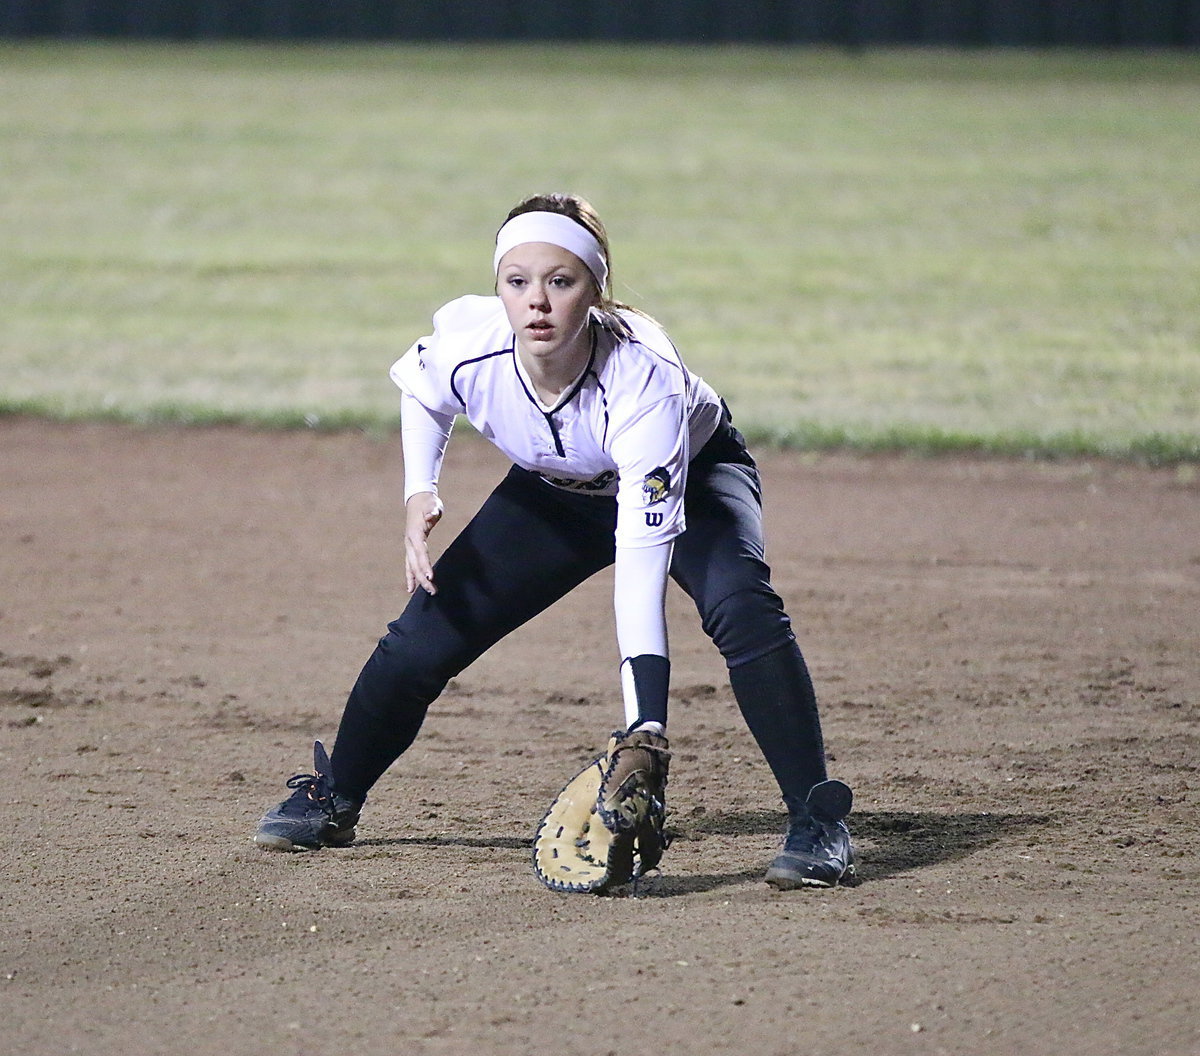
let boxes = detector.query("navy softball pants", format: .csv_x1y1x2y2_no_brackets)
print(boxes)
330,421,828,815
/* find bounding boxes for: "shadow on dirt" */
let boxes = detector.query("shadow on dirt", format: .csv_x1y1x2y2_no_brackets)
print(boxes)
634,868,766,897
357,835,531,850
850,810,1052,881
671,807,1053,888
355,809,1053,896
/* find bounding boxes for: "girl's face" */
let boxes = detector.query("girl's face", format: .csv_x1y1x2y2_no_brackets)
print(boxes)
497,241,600,366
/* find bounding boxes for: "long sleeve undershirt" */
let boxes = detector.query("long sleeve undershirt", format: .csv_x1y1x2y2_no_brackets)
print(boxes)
400,392,454,503
614,541,673,726
613,543,671,658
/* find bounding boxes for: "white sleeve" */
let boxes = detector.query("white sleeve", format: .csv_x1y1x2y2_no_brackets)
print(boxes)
401,391,454,502
609,395,690,549
390,338,461,417
390,296,506,417
613,541,672,726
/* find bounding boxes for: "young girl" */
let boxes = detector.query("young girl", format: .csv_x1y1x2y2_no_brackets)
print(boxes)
254,193,855,890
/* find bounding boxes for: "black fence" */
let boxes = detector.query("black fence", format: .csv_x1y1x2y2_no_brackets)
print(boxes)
3,0,1199,45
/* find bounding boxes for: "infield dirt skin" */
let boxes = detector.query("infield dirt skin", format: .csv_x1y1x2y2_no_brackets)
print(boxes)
2,418,1197,1056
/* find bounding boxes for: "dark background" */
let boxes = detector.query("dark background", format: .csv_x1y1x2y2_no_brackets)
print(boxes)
2,0,1198,45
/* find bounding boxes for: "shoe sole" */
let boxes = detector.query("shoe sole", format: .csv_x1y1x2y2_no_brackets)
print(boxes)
254,832,315,852
253,828,356,852
764,862,856,890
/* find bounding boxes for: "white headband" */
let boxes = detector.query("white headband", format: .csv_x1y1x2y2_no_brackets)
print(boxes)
493,211,608,290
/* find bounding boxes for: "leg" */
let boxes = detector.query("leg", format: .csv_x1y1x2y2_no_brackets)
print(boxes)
670,455,828,814
671,440,854,887
330,467,617,801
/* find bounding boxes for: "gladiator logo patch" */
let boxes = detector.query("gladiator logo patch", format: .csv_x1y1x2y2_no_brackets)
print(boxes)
641,467,671,506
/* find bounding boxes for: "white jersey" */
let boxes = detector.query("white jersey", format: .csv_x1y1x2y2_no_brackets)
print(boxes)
390,295,722,549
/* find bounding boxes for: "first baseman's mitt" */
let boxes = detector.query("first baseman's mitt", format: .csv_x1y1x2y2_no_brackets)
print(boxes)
532,728,671,894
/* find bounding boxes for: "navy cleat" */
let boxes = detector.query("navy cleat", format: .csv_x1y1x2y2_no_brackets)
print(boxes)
254,741,362,852
764,779,856,889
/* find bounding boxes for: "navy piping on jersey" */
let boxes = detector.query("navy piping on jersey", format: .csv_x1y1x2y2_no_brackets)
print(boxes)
504,333,599,459
442,322,688,463
448,347,514,411
591,369,610,448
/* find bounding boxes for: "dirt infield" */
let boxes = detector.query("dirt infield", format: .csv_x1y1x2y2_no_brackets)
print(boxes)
2,417,1198,1056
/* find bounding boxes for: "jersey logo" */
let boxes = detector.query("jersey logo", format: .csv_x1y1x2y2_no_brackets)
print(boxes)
541,469,616,492
641,467,671,506
645,512,664,527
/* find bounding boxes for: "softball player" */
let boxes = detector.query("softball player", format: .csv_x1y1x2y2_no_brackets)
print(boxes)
255,193,854,888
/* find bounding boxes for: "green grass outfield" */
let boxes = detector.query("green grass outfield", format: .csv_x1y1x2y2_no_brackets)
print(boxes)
1,44,1197,461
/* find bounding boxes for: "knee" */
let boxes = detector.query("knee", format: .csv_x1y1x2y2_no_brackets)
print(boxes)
360,627,451,711
700,586,795,667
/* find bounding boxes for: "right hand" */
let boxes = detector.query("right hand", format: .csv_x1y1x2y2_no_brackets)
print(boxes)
404,491,444,595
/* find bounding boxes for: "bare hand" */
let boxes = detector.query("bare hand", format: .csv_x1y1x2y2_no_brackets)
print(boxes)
404,491,444,595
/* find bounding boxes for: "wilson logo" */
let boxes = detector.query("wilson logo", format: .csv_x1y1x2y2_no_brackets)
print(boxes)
645,512,664,527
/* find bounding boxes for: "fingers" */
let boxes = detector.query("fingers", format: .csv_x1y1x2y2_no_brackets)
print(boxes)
405,536,436,595
404,492,443,595
404,532,436,595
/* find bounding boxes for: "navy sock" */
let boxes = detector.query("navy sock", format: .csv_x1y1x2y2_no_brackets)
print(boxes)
727,641,829,814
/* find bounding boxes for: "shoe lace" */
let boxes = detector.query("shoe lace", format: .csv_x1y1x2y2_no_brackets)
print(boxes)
283,770,335,816
782,813,825,854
